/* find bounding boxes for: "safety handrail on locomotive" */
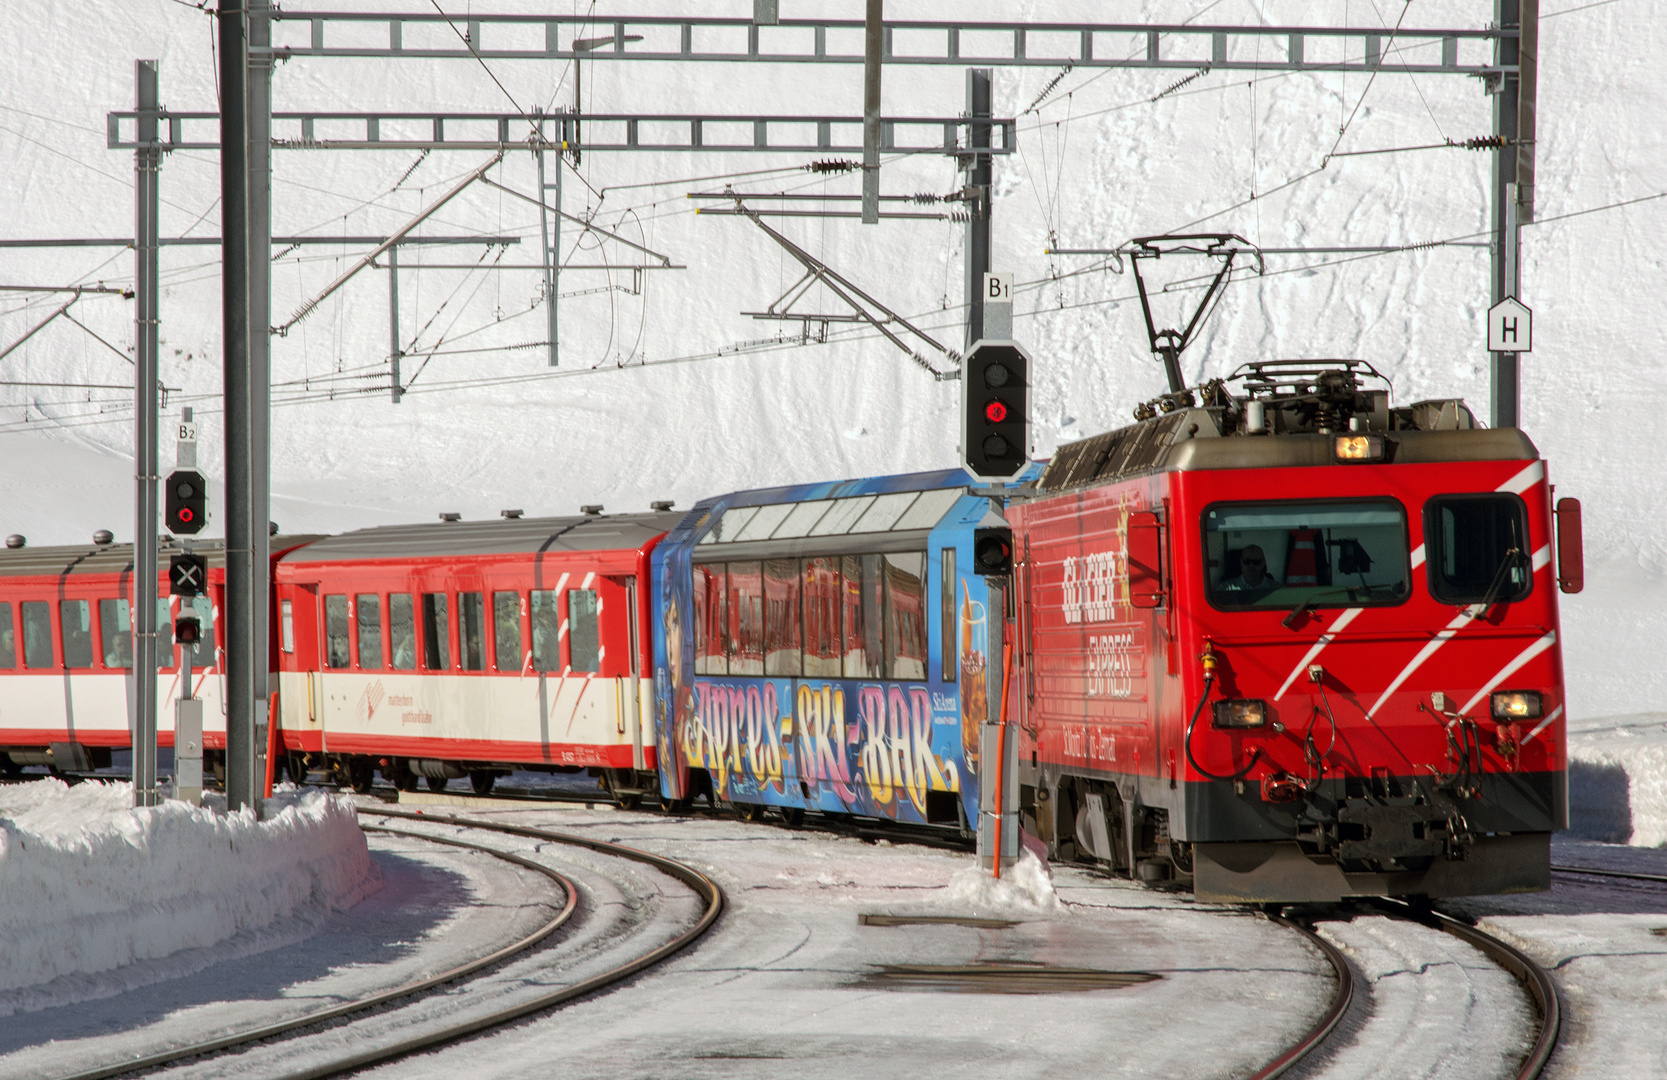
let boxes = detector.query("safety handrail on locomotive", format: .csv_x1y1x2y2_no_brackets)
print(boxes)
1204,499,1410,616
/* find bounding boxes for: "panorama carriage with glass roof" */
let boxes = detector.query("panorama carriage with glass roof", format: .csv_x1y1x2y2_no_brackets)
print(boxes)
1004,361,1583,902
651,467,1029,827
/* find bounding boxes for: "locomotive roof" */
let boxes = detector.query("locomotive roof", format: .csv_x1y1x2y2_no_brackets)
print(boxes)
280,512,681,563
1034,405,1539,495
0,536,325,580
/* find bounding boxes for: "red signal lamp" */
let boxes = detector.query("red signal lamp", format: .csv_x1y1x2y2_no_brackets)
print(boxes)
984,400,1009,423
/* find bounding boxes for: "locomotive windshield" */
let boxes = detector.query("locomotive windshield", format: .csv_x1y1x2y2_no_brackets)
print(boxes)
1203,499,1409,611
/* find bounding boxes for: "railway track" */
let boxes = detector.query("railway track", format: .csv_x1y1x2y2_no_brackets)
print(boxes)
1252,899,1561,1080
51,808,724,1080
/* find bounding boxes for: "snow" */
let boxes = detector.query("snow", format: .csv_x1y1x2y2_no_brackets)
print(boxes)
1567,711,1667,847
0,779,377,1014
945,847,1060,911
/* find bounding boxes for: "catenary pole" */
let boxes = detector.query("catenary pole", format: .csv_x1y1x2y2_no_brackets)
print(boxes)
860,0,882,224
219,0,257,814
1489,0,1534,429
132,60,162,809
963,68,992,348
248,0,274,808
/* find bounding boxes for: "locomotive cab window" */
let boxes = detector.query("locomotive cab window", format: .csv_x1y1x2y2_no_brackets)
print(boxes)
1425,494,1532,605
1203,499,1410,612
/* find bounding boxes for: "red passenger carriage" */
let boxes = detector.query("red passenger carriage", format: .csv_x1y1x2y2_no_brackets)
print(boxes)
274,510,676,799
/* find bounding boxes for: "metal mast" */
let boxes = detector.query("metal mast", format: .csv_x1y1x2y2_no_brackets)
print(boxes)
131,60,162,809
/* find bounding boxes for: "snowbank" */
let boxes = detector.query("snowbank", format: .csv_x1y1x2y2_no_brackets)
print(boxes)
0,780,378,999
1566,713,1667,848
944,849,1059,912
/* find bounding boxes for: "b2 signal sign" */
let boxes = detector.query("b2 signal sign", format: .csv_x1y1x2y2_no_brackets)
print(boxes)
165,469,208,535
961,339,1031,480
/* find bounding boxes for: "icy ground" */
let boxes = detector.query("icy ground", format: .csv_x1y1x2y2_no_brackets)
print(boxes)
0,798,1660,1080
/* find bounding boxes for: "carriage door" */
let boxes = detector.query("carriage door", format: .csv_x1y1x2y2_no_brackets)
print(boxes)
622,577,644,770
288,584,324,746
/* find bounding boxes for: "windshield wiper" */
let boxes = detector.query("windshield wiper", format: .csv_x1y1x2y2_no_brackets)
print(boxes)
1282,587,1355,629
1466,546,1526,616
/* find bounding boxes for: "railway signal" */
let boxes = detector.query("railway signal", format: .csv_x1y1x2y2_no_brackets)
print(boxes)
169,553,207,597
974,527,1013,575
164,469,208,535
961,340,1031,480
174,611,202,646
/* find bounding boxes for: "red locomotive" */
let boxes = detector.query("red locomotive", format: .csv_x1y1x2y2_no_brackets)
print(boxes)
1008,361,1579,901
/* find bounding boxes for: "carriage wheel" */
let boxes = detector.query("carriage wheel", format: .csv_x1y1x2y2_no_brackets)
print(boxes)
469,770,496,796
426,774,449,793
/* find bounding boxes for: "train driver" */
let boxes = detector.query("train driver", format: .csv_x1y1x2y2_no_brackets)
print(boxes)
1218,544,1279,601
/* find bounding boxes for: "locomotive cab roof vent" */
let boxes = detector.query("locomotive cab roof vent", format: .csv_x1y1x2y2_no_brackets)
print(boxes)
438,512,462,522
500,509,524,519
580,504,604,516
5,534,24,549
651,500,675,512
93,529,114,545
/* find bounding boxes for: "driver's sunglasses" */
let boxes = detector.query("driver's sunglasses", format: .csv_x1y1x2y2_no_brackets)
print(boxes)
1241,557,1265,565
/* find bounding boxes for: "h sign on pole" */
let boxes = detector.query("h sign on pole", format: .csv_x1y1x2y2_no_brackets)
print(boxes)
1488,296,1532,353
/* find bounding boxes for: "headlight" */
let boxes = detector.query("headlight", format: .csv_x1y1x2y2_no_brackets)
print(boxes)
1334,434,1385,462
1213,699,1269,729
1490,690,1543,720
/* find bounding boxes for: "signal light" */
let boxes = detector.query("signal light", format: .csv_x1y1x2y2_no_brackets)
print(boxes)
973,527,1013,575
169,553,207,597
174,613,202,646
164,469,208,535
962,341,1031,480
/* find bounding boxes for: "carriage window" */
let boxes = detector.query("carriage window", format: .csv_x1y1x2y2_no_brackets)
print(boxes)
459,592,485,671
324,595,350,668
60,600,93,669
941,549,957,683
568,589,600,673
1203,500,1410,612
0,602,14,668
802,557,843,678
531,590,561,672
727,562,764,676
884,552,928,680
280,599,294,653
694,565,727,676
1426,495,1532,605
389,593,416,670
843,554,884,679
422,593,450,670
763,558,802,676
22,601,53,668
356,594,383,670
99,599,132,668
493,591,522,672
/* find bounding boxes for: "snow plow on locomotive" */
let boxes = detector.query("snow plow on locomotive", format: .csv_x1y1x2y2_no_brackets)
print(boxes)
1006,360,1581,902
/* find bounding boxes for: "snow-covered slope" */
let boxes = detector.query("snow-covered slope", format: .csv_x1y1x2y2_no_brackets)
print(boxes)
3,0,1663,718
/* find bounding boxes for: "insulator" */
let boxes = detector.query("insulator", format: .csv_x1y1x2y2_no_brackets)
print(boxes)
1458,135,1508,151
806,159,857,174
